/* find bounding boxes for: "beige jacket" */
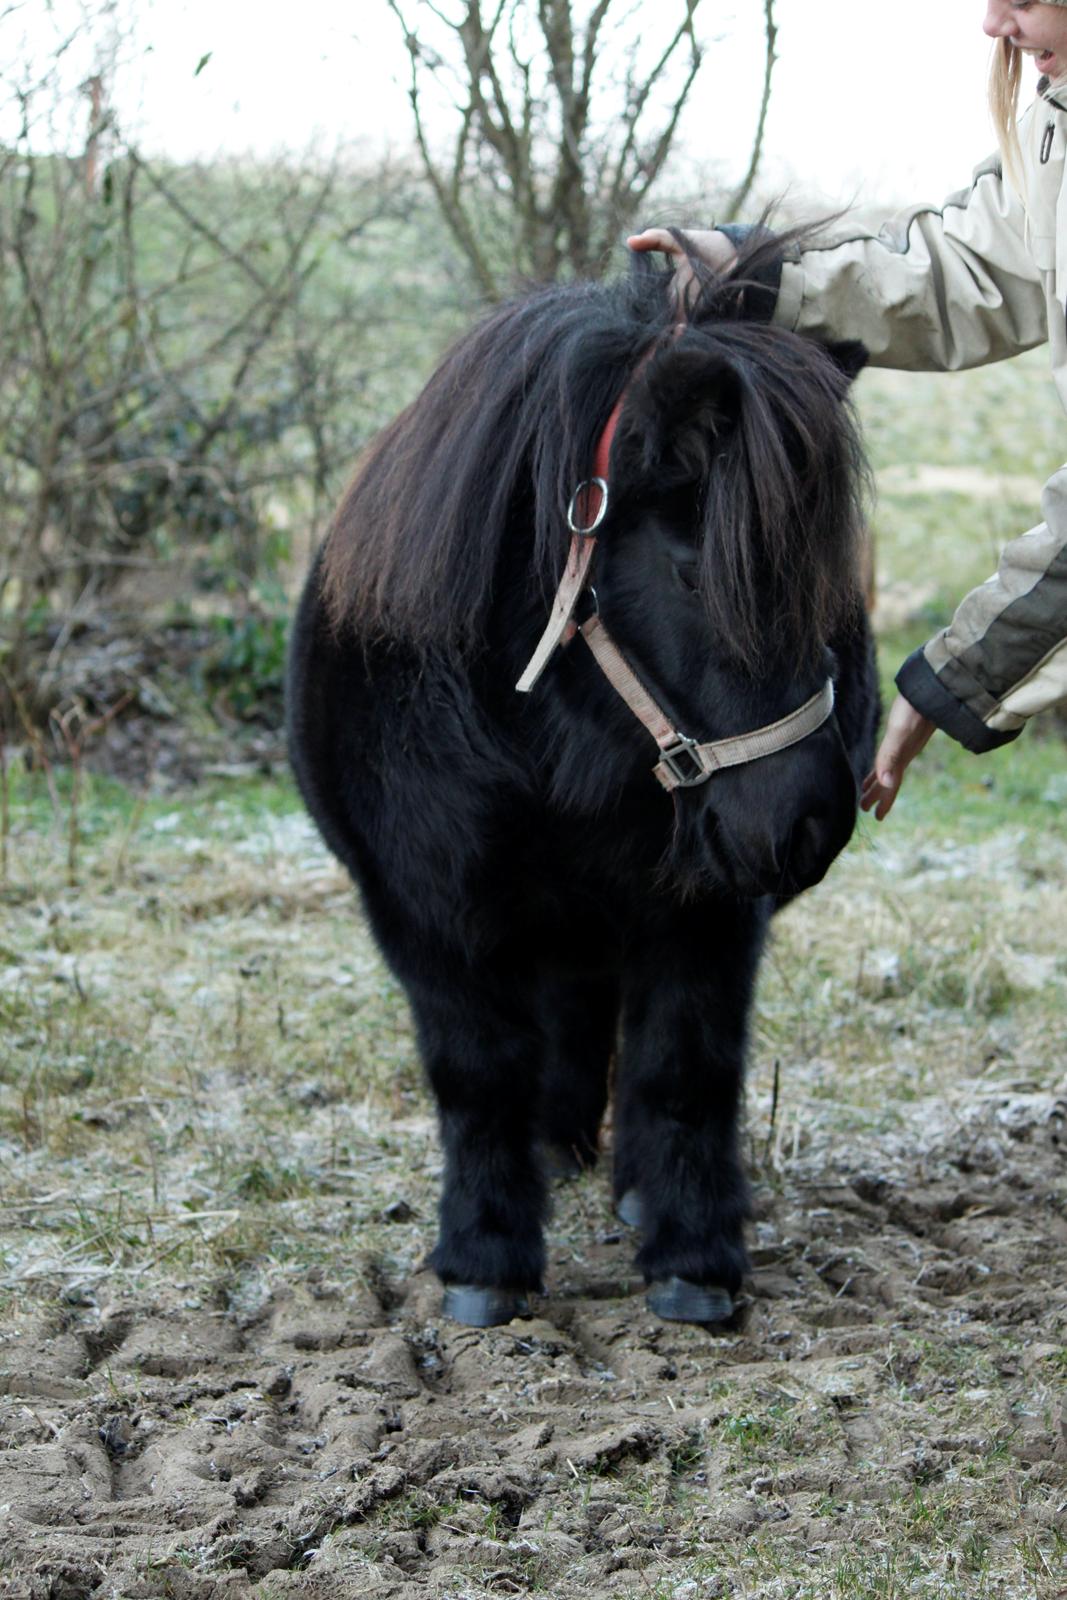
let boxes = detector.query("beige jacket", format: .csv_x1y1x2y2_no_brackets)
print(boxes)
773,78,1067,752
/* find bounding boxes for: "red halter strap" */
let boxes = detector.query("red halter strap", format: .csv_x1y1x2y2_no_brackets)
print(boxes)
514,388,629,694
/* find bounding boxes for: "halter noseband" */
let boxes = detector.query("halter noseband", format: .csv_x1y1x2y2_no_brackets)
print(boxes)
514,347,837,792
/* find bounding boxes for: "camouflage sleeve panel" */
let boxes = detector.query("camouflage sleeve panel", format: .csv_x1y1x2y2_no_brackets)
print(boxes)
898,466,1067,750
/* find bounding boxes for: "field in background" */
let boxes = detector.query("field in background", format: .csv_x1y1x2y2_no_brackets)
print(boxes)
1,353,1065,1599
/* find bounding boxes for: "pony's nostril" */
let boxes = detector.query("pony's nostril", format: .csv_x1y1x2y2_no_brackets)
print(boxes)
791,816,822,875
786,811,848,888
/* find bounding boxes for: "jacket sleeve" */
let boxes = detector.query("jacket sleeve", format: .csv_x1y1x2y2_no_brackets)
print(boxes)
770,150,1067,747
895,466,1067,750
773,154,1048,370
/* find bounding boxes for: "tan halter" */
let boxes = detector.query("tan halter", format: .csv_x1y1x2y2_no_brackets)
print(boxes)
580,615,835,791
515,354,836,791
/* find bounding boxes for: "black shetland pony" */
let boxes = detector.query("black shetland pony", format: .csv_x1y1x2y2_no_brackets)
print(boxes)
288,233,879,1329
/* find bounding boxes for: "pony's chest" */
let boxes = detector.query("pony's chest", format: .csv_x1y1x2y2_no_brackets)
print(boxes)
475,812,650,950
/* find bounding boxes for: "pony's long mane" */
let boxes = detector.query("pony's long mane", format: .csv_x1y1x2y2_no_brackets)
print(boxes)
321,229,869,669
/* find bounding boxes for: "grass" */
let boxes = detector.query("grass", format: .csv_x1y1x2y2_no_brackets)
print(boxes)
0,758,1063,1587
0,764,436,1309
2,647,1063,1249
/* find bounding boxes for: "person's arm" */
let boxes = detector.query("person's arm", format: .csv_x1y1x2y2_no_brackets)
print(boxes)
860,458,1067,823
632,148,1048,372
896,463,1067,746
633,154,1064,812
774,151,1047,371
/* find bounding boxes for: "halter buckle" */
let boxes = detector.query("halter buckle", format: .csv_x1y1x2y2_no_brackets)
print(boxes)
659,736,711,788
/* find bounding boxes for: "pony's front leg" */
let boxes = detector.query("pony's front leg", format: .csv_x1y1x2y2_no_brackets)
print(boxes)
536,974,618,1176
613,902,770,1324
409,976,547,1327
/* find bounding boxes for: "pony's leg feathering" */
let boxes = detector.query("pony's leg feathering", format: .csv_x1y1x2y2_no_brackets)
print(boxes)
612,901,770,1324
535,974,618,1178
410,973,548,1327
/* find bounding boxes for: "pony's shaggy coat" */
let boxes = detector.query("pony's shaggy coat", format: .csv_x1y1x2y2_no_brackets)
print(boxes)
290,237,880,1321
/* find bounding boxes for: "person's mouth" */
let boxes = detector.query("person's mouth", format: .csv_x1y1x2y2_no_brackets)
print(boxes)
1038,48,1057,71
1021,45,1058,73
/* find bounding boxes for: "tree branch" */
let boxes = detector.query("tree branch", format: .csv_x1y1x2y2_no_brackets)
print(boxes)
721,0,777,221
387,0,500,297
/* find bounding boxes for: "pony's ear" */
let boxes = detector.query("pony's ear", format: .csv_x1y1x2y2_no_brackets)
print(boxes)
824,339,869,383
618,347,740,481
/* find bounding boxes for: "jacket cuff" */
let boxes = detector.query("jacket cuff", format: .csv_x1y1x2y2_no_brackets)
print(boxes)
896,647,1021,754
716,223,782,322
772,259,805,332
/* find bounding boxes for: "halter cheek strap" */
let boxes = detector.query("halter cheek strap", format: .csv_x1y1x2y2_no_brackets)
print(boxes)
580,615,835,791
515,391,626,695
513,485,603,693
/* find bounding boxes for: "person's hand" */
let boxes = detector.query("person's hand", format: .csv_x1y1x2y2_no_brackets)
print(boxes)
626,227,738,314
860,694,937,821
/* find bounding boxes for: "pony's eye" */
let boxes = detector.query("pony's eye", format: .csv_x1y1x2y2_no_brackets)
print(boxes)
663,528,701,594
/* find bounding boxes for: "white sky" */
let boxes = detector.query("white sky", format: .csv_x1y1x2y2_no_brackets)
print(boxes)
9,1,1003,209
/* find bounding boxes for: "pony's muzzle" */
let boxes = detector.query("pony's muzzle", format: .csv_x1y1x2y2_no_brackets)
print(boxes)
704,744,858,898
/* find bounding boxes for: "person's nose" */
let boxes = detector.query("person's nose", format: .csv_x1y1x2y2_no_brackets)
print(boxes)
983,2,1016,41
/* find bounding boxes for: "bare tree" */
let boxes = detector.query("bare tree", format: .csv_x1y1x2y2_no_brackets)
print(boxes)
0,18,419,704
387,0,778,297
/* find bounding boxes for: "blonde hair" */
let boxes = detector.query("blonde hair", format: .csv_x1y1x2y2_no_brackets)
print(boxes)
989,37,1025,193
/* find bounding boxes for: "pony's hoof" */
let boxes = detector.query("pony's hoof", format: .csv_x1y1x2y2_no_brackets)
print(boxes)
616,1189,644,1229
441,1285,530,1328
647,1277,733,1325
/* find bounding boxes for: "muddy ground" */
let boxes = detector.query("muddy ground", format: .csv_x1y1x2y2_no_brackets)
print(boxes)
1,790,1066,1599
4,1087,1066,1598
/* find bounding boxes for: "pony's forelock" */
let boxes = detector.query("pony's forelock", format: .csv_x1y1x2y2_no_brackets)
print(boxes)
613,316,869,674
694,327,869,673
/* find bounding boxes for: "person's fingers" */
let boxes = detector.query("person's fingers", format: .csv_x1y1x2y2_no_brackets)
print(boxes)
873,789,898,822
859,771,882,807
860,734,903,814
860,770,899,822
673,264,699,314
628,227,738,273
859,696,936,822
626,227,681,255
627,229,695,315
873,738,908,793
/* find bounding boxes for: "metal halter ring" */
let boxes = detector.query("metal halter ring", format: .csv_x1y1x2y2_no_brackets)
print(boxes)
567,477,609,535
